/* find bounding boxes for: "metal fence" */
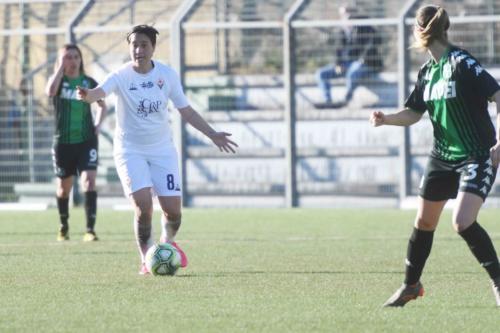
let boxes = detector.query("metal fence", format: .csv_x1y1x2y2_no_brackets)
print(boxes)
1,0,500,207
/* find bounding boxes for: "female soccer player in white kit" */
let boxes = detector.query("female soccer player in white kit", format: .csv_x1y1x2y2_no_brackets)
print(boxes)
77,25,238,274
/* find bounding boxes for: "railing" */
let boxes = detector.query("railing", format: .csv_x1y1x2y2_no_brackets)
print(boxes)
2,0,500,207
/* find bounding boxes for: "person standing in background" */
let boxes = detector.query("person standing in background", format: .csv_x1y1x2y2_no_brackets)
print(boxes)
46,44,107,242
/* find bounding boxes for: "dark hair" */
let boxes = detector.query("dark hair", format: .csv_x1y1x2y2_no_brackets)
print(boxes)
126,24,159,47
58,44,85,74
412,5,450,49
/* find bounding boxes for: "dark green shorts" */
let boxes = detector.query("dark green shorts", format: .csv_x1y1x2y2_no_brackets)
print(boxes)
419,156,496,201
52,137,98,178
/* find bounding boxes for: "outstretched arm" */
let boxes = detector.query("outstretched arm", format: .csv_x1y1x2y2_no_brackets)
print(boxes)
178,105,238,153
76,86,106,104
370,108,423,127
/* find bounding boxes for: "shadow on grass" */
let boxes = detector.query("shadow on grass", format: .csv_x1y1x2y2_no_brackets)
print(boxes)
177,270,486,278
0,250,130,257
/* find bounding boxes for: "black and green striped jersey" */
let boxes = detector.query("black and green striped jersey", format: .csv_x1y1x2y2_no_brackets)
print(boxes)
52,74,98,144
405,46,500,161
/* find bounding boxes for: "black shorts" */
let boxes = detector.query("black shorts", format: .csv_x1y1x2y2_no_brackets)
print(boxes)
419,155,497,202
52,137,98,178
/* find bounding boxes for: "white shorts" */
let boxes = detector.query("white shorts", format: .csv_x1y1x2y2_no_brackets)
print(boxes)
114,146,182,197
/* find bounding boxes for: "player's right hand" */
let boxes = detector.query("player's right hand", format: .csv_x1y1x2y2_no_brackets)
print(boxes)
370,111,385,127
57,51,70,72
76,86,88,101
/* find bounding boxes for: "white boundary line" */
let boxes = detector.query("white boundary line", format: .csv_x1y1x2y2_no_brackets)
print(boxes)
0,203,48,211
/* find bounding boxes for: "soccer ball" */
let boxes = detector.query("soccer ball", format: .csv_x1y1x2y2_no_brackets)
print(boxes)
145,243,181,276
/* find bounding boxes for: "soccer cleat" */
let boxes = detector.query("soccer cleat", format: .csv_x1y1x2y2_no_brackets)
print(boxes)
492,278,500,307
57,229,69,241
139,263,150,275
83,231,99,242
171,241,188,268
383,282,424,307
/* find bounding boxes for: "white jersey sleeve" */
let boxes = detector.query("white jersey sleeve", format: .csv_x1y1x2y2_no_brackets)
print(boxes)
165,67,189,109
98,71,120,96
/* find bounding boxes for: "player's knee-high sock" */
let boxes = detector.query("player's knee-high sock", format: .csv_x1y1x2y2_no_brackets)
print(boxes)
134,217,153,263
57,197,69,231
84,191,97,232
160,213,181,243
405,228,434,285
459,221,500,280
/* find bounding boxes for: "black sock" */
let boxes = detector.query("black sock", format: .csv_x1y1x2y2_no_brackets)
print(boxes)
57,197,69,231
459,221,500,280
84,191,97,232
404,228,435,285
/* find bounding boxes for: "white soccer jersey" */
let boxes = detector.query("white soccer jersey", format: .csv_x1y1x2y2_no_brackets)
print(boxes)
99,60,189,150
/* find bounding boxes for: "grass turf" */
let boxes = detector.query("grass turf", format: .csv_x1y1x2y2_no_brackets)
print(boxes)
0,208,500,332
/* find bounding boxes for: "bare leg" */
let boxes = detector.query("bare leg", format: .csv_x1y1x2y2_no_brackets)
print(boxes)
157,196,182,243
130,188,154,263
157,195,187,267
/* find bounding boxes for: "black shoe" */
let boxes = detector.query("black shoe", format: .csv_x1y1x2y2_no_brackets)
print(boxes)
83,230,99,242
57,226,69,241
383,282,424,307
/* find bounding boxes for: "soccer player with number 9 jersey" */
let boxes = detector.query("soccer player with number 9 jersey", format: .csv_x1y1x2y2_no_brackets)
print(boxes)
46,44,107,242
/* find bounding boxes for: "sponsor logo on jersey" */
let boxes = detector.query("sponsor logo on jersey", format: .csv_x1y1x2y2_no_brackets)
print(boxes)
129,83,138,91
423,80,456,102
157,78,164,89
60,87,78,100
136,98,162,118
140,81,154,89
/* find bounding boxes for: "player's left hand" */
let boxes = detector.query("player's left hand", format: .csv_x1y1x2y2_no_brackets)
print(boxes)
209,132,238,153
490,141,500,168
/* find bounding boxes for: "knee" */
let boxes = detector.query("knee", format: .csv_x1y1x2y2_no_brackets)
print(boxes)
165,211,182,224
135,205,153,224
315,69,324,81
80,176,95,192
415,217,437,231
317,67,332,81
452,217,474,233
56,186,70,198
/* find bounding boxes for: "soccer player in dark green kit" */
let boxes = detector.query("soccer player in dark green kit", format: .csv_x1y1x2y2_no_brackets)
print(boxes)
370,5,500,307
46,44,107,242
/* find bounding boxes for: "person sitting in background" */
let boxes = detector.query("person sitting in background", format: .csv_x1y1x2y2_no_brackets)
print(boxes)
315,5,382,109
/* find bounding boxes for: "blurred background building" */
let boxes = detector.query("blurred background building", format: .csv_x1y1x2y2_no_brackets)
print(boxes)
1,0,500,208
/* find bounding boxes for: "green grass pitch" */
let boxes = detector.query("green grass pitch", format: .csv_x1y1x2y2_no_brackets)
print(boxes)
1,208,500,332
